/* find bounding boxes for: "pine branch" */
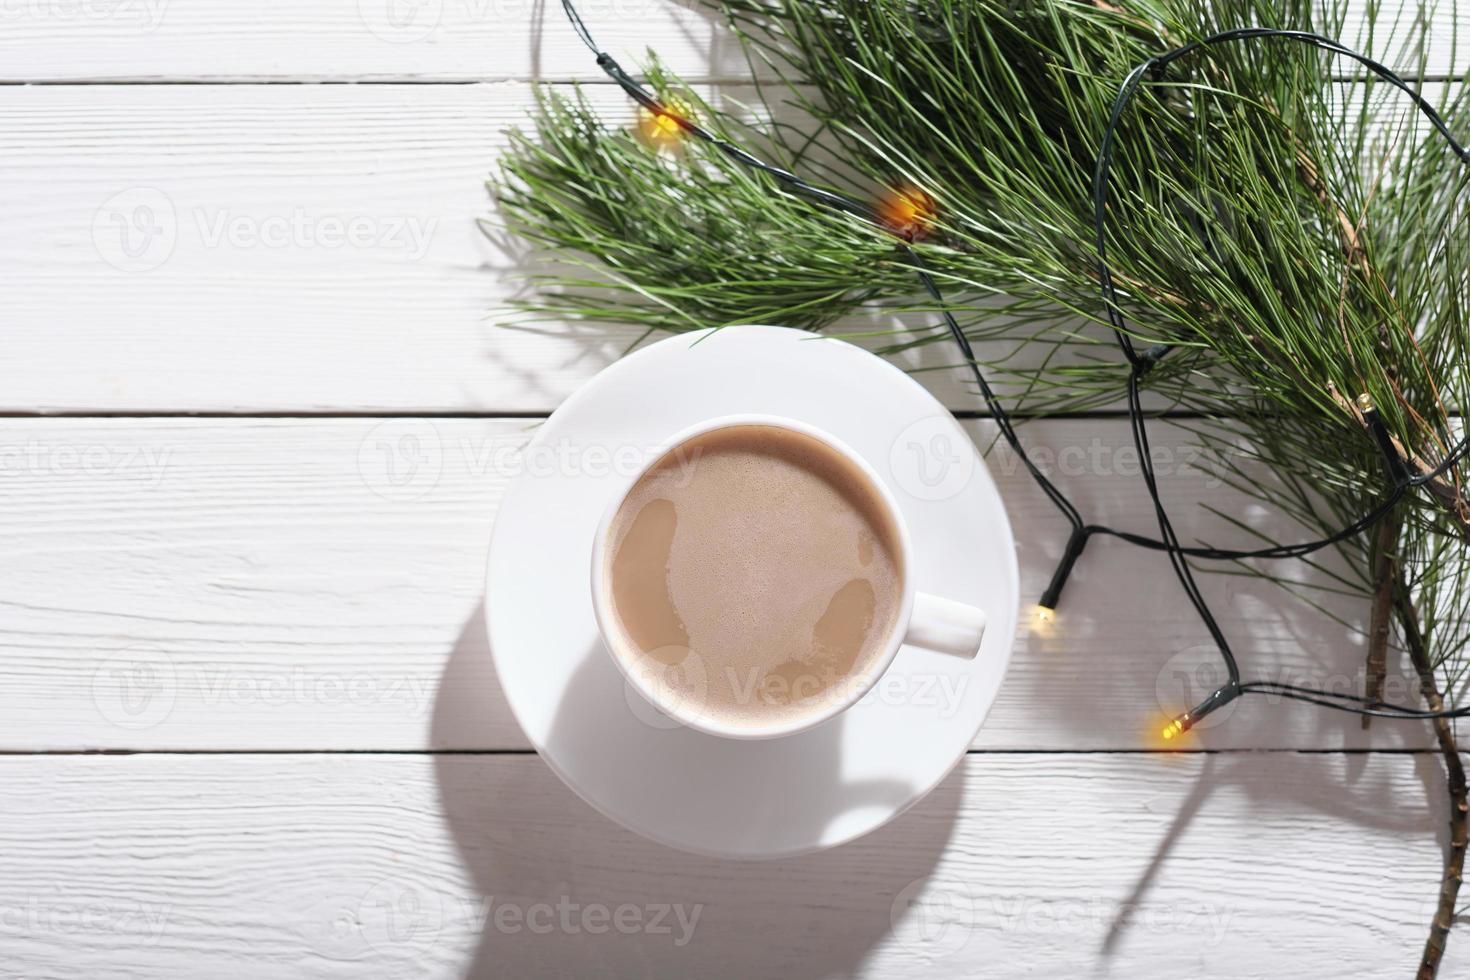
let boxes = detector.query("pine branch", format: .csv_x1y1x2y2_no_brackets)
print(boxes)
495,5,1470,965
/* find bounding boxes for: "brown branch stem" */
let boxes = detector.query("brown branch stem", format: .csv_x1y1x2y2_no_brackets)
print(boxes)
1363,514,1399,728
1295,144,1370,279
1395,589,1467,980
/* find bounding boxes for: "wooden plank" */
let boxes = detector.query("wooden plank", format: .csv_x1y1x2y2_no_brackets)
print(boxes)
0,0,752,83
0,751,1457,977
0,81,1013,414
0,417,1429,752
0,0,1458,82
3,80,1459,414
0,83,640,414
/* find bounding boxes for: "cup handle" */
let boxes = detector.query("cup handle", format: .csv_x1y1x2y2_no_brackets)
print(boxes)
903,593,987,659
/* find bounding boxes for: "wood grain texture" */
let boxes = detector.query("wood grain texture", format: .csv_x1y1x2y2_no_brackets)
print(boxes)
1,82,1006,414
0,0,1457,82
2,78,1459,413
0,0,754,83
6,6,1466,976
0,417,1430,752
0,752,1459,979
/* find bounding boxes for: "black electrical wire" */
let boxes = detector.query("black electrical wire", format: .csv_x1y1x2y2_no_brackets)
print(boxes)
557,2,1470,728
1094,27,1470,730
562,0,1089,534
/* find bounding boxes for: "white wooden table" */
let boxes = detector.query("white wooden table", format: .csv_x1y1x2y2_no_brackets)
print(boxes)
2,3,1465,976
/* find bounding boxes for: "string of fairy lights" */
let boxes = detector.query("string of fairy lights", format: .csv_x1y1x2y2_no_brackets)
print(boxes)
556,0,1470,736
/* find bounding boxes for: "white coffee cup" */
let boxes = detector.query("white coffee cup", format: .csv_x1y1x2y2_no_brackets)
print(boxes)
590,414,987,739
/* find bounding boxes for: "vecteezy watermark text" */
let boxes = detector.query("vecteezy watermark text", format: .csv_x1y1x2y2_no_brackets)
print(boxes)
990,895,1232,943
0,0,169,32
890,875,1233,958
193,208,435,259
356,420,704,501
0,898,171,945
624,652,970,730
1157,642,1426,734
92,187,439,273
356,0,700,43
0,440,170,486
91,649,435,731
309,877,703,959
886,414,1221,503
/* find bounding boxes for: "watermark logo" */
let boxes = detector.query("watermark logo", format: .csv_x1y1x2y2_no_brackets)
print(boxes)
91,647,178,730
621,646,709,731
890,877,977,958
1154,644,1239,733
93,187,177,273
93,187,440,273
0,0,170,33
1157,650,1422,734
359,877,446,955
91,656,435,731
358,420,444,501
890,415,975,501
358,0,442,42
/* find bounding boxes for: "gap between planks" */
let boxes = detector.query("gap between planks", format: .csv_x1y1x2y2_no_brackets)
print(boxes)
0,409,1217,420
0,73,1448,86
0,747,1457,757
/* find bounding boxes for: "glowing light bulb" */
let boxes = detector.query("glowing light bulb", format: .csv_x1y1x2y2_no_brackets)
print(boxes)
1161,717,1186,741
878,184,936,240
637,98,693,147
1033,604,1055,625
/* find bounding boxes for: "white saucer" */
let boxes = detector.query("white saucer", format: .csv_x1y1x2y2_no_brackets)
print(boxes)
485,326,1017,858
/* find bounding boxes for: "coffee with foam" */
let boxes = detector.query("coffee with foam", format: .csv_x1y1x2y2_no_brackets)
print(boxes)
601,424,905,731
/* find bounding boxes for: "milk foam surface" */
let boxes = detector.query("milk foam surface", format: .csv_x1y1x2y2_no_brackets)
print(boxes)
604,425,904,730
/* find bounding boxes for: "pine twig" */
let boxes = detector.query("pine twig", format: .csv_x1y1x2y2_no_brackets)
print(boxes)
1329,384,1470,538
1295,143,1370,279
1396,589,1468,980
1363,514,1400,729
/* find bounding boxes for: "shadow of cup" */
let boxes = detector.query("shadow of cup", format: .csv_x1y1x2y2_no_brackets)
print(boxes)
430,599,967,977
